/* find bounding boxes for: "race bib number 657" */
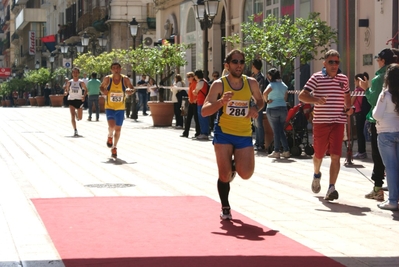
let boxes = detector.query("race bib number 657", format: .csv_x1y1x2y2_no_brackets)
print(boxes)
110,93,124,103
227,100,249,117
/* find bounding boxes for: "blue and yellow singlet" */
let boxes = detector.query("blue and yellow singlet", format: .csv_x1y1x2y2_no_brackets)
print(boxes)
105,74,127,111
216,75,253,137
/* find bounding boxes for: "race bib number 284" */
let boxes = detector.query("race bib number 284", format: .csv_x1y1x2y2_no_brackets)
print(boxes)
227,100,249,117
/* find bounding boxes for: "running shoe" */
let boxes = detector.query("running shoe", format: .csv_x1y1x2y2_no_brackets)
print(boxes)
220,207,232,220
365,188,384,201
111,147,117,158
281,151,291,158
106,137,113,148
74,129,78,137
377,200,398,211
311,173,321,193
325,186,339,201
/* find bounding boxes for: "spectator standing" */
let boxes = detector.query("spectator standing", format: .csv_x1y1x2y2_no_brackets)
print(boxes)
372,63,399,211
171,74,185,129
137,75,149,116
193,69,210,140
99,62,135,158
44,83,51,106
298,49,353,201
360,48,398,201
82,73,89,109
351,72,371,159
63,77,69,107
252,59,268,151
180,72,200,138
263,68,289,158
201,49,264,220
148,78,158,101
87,72,101,121
125,74,134,119
208,71,220,132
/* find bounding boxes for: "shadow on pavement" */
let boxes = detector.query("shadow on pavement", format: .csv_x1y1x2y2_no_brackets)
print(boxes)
316,196,371,216
103,158,136,165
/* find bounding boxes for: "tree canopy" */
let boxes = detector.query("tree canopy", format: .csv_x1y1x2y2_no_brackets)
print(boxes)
224,12,338,68
73,42,189,84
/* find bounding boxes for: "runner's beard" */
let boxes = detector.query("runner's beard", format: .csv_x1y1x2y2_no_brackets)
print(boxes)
229,70,243,79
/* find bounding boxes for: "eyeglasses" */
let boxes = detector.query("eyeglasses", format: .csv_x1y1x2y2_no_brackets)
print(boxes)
230,59,245,65
327,60,340,65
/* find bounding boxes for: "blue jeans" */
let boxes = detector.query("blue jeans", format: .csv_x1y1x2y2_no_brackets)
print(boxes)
377,132,399,204
197,105,209,135
266,106,289,152
88,95,99,120
255,109,265,146
137,90,148,114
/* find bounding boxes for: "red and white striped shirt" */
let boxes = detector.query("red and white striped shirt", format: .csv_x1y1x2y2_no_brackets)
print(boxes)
304,71,349,124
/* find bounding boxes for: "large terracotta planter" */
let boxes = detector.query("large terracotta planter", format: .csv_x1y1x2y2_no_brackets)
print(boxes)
29,97,37,106
49,95,64,107
148,101,174,127
35,96,45,106
17,98,26,106
4,100,11,107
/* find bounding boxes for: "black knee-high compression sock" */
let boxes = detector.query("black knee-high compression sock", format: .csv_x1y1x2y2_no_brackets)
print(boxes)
217,179,230,208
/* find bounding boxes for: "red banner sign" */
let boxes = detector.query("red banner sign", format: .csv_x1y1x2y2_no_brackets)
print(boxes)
0,68,11,78
29,31,36,55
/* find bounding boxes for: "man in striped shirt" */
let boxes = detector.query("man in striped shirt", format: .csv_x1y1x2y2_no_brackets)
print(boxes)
299,49,353,201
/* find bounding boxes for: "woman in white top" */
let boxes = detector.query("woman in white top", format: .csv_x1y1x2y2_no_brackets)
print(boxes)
172,74,185,128
372,63,399,211
148,78,157,101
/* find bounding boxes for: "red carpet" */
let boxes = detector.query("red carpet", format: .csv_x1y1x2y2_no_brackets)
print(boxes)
32,196,344,267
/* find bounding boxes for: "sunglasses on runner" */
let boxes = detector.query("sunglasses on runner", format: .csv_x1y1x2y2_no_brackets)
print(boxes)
230,59,245,65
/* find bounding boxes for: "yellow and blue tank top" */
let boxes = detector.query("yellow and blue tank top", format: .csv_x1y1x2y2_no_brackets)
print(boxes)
216,75,253,137
105,74,127,110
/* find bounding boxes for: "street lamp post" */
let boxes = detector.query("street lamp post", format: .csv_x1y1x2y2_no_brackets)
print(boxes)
193,0,220,81
35,60,41,96
97,33,108,53
60,42,83,76
81,32,108,55
129,17,139,86
129,17,139,120
49,54,55,88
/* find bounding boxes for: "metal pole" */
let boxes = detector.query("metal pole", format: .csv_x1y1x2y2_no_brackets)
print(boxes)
132,36,136,85
203,15,209,81
131,36,138,120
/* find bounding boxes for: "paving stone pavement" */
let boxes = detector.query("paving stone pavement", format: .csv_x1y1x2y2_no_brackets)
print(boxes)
0,106,398,267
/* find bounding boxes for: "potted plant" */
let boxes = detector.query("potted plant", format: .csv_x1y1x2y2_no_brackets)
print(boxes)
24,67,51,107
123,42,189,126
